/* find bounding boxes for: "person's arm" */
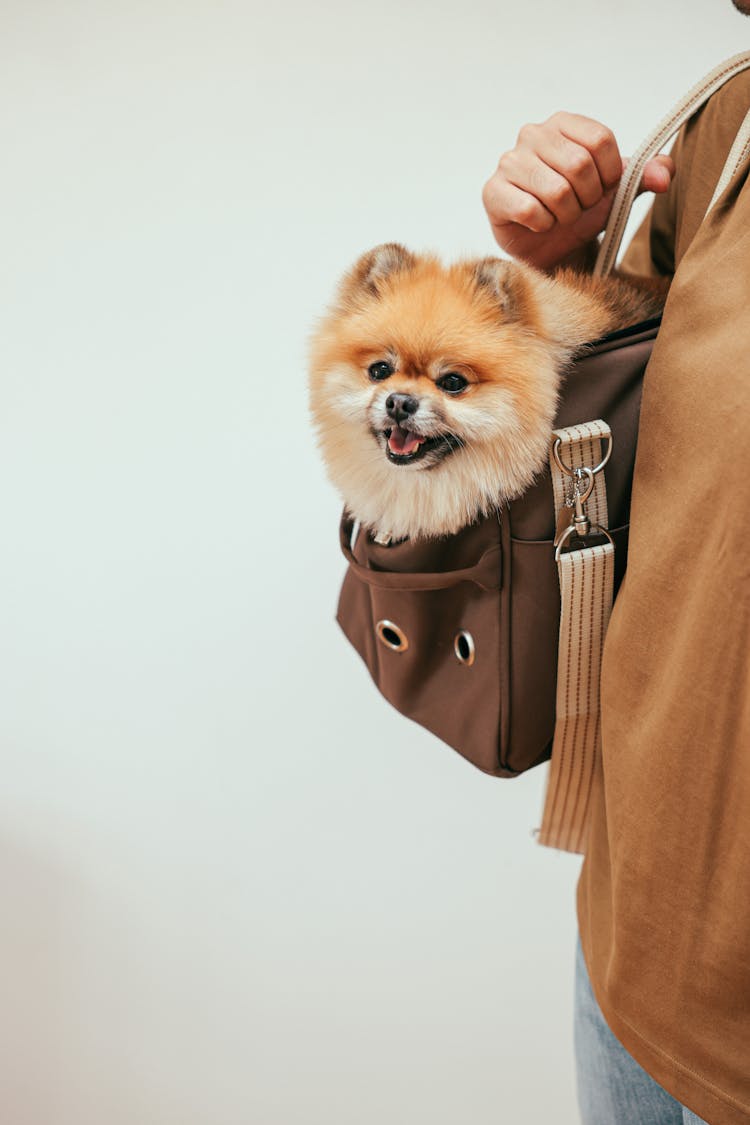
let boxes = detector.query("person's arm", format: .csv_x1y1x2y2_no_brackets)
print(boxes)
481,112,675,272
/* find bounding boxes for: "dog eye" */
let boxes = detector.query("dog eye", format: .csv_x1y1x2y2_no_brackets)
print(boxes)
368,361,394,381
437,372,468,394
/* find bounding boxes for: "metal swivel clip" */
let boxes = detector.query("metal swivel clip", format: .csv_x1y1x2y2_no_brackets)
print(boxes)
552,435,615,562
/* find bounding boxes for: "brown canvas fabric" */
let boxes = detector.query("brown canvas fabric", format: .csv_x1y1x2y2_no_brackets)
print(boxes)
336,322,655,779
578,70,750,1124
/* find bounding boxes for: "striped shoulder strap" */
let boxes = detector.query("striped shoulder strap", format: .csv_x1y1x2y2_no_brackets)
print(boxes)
537,53,750,854
595,51,750,278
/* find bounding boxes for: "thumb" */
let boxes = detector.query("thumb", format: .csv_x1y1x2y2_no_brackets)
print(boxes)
636,154,676,196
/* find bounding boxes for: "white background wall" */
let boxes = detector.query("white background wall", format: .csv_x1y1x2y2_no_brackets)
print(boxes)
0,3,745,1122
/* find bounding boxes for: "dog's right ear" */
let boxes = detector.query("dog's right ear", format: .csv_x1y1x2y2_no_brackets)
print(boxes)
337,243,417,307
470,257,532,323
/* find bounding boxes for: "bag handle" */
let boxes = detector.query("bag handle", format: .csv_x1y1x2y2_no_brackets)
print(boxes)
594,51,750,277
339,514,502,592
705,104,750,214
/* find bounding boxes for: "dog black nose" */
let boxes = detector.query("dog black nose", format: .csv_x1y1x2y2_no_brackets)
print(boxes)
385,393,419,424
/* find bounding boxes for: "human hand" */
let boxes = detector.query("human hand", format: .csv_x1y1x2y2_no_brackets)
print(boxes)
481,112,675,271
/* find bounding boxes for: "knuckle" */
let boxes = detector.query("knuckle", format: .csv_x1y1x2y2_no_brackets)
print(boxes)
481,178,496,210
517,122,539,147
533,209,555,233
567,149,594,179
588,125,615,155
548,179,573,206
516,199,543,226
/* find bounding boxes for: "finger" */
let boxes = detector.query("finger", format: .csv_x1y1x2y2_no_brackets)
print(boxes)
546,111,623,190
640,154,676,194
517,122,605,209
482,175,556,234
500,149,584,226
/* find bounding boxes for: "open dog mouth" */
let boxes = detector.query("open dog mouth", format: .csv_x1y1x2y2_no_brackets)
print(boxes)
382,425,460,466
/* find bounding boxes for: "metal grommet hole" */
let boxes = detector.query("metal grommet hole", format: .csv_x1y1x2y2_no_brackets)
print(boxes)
376,620,409,652
454,630,475,666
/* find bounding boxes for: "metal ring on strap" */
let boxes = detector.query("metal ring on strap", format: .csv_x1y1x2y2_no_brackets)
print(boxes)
552,434,612,480
554,522,614,563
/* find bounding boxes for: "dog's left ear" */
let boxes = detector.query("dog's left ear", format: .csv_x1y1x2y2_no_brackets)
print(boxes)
337,243,418,307
470,257,532,322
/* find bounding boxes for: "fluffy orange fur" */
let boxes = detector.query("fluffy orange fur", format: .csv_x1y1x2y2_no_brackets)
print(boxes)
309,244,663,542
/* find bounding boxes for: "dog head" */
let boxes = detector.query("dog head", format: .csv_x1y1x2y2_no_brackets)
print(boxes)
308,243,594,541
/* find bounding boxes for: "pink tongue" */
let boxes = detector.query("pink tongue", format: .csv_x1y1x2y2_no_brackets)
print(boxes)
388,427,422,456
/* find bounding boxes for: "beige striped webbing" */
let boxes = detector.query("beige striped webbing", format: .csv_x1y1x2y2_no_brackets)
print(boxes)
594,51,750,277
537,421,615,855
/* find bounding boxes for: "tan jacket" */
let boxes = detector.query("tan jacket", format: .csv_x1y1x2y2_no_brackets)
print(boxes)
578,70,750,1125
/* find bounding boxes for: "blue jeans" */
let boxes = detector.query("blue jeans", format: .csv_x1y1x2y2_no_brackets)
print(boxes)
574,938,710,1125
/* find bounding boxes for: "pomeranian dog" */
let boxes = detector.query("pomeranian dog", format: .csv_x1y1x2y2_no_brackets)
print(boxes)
308,243,663,543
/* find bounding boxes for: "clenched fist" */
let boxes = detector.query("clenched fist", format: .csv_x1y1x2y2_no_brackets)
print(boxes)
482,112,675,271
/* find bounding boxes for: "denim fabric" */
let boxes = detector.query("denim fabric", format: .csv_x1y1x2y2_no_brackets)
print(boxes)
574,937,710,1125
